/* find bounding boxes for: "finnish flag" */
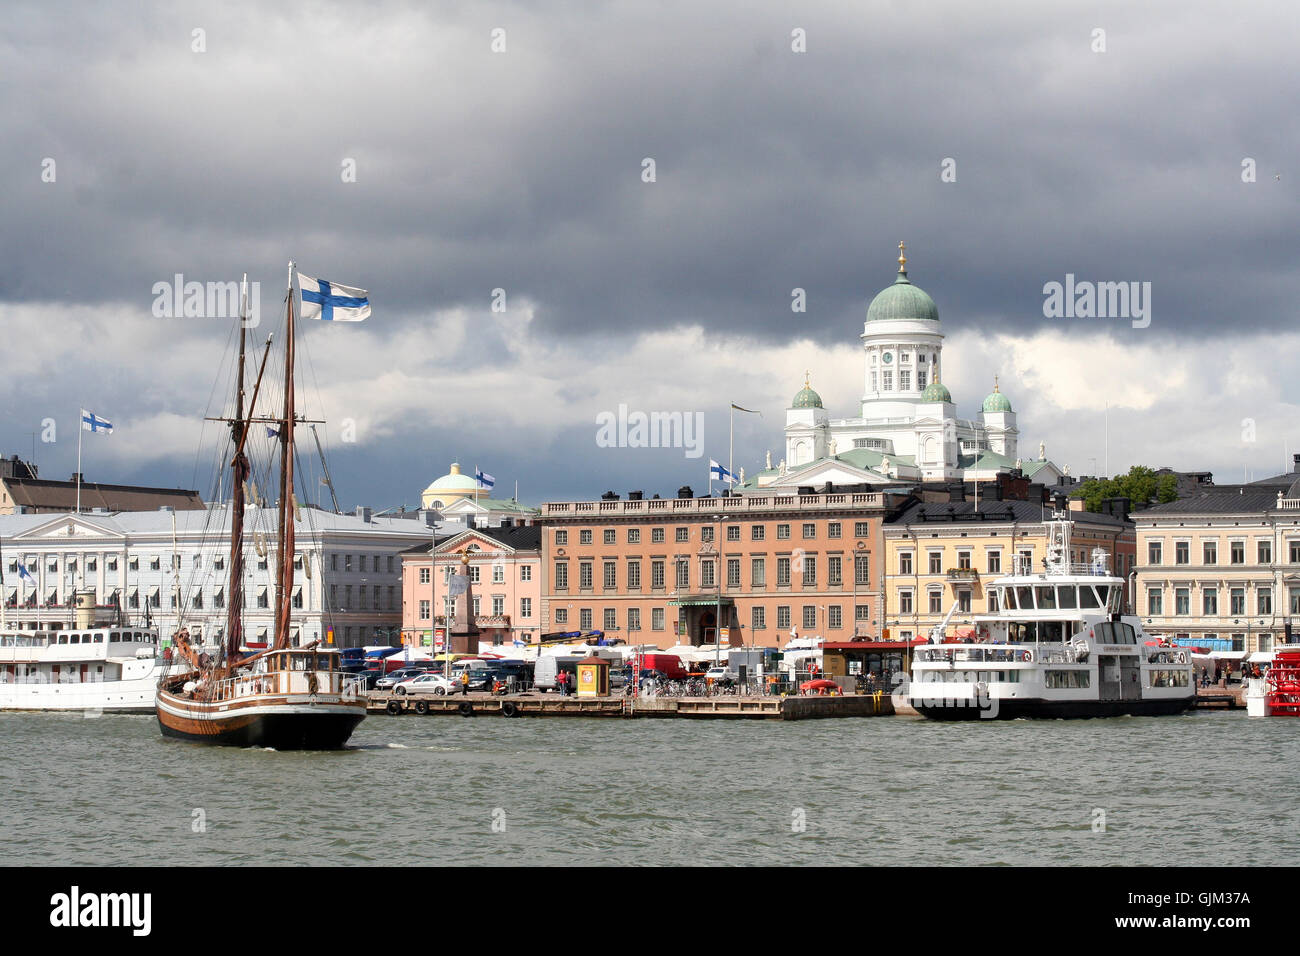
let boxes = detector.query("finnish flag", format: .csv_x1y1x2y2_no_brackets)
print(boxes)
299,274,370,322
475,468,496,490
17,564,36,584
709,459,735,484
81,409,113,434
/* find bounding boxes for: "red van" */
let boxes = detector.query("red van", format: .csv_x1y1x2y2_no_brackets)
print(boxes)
638,653,688,680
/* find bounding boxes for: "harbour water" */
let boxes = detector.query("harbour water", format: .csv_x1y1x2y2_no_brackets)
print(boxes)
3,710,1296,867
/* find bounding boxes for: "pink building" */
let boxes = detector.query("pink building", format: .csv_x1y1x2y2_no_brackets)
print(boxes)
400,525,541,650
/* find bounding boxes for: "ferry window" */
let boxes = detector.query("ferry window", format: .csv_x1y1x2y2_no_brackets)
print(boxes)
1108,587,1123,613
1116,623,1136,644
58,635,68,644
1079,587,1100,609
110,632,120,643
92,634,103,643
1016,586,1033,609
1094,622,1114,643
1035,586,1057,609
1041,622,1064,642
70,634,81,644
1057,587,1078,609
1002,588,1015,609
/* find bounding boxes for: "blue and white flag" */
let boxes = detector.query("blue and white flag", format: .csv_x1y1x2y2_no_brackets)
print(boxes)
266,425,280,438
17,564,35,584
81,409,113,434
709,459,735,484
299,274,370,322
475,468,495,490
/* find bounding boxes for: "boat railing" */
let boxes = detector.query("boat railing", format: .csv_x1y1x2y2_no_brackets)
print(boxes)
205,668,358,702
915,643,1090,664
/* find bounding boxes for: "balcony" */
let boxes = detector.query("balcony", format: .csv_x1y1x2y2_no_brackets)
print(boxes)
946,568,980,582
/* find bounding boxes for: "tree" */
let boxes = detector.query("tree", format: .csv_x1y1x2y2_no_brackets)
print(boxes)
1069,465,1177,512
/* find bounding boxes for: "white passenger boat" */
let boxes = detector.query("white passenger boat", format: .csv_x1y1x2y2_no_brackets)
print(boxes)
0,625,165,713
907,513,1195,720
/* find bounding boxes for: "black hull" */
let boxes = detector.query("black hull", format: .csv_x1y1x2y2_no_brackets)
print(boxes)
157,711,364,749
914,696,1195,721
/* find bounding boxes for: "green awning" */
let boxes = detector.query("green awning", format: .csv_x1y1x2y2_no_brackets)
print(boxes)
668,595,736,607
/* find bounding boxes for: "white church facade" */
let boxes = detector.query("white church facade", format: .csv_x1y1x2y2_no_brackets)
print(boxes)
748,244,1062,490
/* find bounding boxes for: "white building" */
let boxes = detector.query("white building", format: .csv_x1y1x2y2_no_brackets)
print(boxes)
759,244,1063,490
0,506,463,649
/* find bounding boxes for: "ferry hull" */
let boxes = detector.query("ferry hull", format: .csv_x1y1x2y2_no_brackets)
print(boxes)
156,692,365,749
913,696,1195,721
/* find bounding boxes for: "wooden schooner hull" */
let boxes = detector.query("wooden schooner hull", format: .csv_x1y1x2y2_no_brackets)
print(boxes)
156,688,365,750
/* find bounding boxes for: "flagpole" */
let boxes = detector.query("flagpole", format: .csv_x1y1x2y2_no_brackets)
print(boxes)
728,405,734,496
76,409,83,515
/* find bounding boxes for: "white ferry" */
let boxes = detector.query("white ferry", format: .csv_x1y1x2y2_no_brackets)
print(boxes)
0,625,165,713
907,514,1195,720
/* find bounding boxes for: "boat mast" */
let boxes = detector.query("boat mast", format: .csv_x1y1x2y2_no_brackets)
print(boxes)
274,261,297,650
226,275,251,665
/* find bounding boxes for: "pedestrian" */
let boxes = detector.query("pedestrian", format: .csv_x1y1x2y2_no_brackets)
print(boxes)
461,670,470,696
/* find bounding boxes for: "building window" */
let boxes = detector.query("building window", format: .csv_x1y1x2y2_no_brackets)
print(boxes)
492,564,505,584
579,530,593,545
580,608,593,630
928,552,943,575
929,591,943,614
1290,587,1300,615
727,558,740,588
419,599,430,621
828,606,842,628
1175,588,1190,615
1148,588,1163,615
520,565,532,582
802,556,816,586
777,524,791,540
652,560,665,589
603,608,616,630
777,557,791,587
899,551,913,575
855,555,870,586
828,522,842,539
676,559,689,589
493,596,505,616
882,370,893,390
628,528,640,544
987,550,1001,574
751,557,766,588
1175,542,1189,564
702,527,714,543
700,560,715,589
652,608,665,630
1148,541,1162,565
554,563,569,590
751,606,765,630
520,598,532,618
1258,540,1272,564
1202,588,1218,616
603,529,616,545
603,561,617,589
1203,541,1217,565
1258,587,1272,615
957,551,972,571
802,523,816,539
987,590,1000,613
855,521,870,537
628,560,641,589
256,589,268,609
652,528,665,543
855,604,870,622
628,607,640,631
899,370,910,391
957,590,972,613
419,567,430,584
802,606,817,629
752,525,765,541
899,590,913,614
725,525,740,542
675,527,689,543
1230,588,1245,615
580,562,593,589
214,588,224,609
1230,541,1245,565
828,556,842,586
777,606,791,630
1291,542,1300,564
917,369,927,388
555,608,568,624
469,566,481,584
555,530,568,546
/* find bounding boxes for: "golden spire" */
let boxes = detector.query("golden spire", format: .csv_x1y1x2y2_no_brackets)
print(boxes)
994,374,1000,393
804,369,811,388
897,240,907,273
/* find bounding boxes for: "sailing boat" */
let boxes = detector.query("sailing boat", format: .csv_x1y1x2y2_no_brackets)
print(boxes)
155,262,366,749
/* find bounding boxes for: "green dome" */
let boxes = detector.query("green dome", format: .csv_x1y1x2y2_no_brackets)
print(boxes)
866,272,940,324
982,390,1012,413
792,384,823,409
920,381,952,403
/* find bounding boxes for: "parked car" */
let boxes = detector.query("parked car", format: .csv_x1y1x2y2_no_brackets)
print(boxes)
394,673,456,696
353,668,383,690
376,667,428,690
705,666,734,684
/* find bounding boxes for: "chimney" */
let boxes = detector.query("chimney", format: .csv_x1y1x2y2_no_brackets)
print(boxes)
628,490,643,501
354,506,372,523
678,485,693,499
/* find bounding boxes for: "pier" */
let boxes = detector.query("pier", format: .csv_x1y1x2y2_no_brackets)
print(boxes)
367,691,894,720
1193,685,1246,709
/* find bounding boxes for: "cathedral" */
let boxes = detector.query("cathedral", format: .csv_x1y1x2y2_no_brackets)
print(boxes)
747,244,1062,490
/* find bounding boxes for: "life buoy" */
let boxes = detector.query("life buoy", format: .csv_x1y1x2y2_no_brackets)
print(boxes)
501,701,519,718
1022,650,1033,663
1176,651,1188,664
385,699,402,716
458,701,474,717
414,699,429,715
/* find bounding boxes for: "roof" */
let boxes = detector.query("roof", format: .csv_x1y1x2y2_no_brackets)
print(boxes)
1247,468,1300,489
886,498,1132,528
405,523,542,556
866,272,940,324
1136,487,1283,517
0,506,456,540
3,478,204,513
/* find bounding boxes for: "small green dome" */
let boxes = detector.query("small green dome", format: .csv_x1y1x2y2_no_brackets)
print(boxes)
792,384,823,409
982,391,1012,413
920,381,952,403
866,272,940,324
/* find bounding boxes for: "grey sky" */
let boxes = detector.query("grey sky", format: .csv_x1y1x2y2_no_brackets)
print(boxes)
2,0,1298,507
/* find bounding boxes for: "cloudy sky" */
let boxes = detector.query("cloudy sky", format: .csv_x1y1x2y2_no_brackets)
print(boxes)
2,0,1297,508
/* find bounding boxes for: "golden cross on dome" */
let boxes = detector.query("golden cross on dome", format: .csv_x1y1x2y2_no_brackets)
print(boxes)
994,374,1000,393
804,369,811,387
898,241,907,273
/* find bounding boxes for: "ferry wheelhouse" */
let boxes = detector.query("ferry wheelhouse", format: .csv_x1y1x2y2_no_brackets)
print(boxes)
908,514,1194,720
0,626,164,713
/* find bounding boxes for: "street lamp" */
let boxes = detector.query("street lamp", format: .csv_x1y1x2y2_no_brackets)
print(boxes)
713,514,728,664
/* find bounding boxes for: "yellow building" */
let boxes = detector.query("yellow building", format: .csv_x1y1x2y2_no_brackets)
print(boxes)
883,498,1135,641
